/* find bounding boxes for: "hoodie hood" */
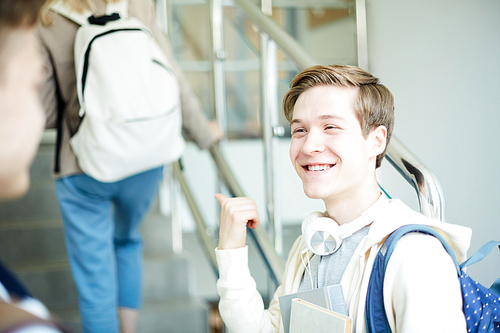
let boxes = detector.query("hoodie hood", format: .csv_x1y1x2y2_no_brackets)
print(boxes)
361,198,472,263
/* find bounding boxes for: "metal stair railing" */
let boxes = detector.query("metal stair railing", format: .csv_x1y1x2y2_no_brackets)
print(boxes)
172,160,219,276
209,145,286,285
172,147,286,286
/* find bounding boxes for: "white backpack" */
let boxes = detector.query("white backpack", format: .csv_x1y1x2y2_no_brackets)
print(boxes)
51,0,185,182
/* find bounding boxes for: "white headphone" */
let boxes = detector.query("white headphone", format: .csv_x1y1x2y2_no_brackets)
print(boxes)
301,211,371,256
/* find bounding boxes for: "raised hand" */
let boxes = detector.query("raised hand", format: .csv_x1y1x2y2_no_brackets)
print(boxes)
215,193,260,250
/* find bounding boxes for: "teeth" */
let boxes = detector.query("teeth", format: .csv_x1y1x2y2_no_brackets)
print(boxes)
307,164,332,171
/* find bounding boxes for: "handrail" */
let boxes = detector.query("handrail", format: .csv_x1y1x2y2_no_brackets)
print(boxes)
232,0,316,69
172,161,220,276
385,136,445,220
170,146,286,285
231,0,446,221
173,145,286,285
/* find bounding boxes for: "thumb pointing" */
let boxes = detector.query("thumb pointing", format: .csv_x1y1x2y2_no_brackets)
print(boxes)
214,193,227,206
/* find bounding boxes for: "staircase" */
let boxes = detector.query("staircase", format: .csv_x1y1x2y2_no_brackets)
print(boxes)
0,140,210,333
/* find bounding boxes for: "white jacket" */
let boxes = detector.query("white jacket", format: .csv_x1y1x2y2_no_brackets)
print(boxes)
216,199,472,333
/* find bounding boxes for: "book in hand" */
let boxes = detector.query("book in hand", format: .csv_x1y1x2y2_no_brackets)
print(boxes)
289,298,351,333
279,284,347,333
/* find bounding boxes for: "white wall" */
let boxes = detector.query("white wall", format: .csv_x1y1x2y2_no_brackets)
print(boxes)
366,0,500,284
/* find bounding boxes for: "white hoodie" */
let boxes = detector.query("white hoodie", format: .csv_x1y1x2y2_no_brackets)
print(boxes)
216,198,472,333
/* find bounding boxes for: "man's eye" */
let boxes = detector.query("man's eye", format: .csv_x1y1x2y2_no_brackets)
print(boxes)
325,125,338,130
292,128,306,135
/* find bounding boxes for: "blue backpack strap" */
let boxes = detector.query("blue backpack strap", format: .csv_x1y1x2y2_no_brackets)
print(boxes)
460,240,500,295
460,241,499,270
365,224,460,333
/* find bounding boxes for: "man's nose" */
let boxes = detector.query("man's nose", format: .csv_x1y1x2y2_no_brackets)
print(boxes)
301,129,325,155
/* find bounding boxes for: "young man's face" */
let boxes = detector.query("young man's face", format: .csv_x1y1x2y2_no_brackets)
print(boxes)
289,85,382,206
0,28,45,199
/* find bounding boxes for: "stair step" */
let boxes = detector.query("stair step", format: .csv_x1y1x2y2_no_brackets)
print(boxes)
51,297,210,333
49,306,80,333
0,208,175,268
0,183,61,221
29,144,56,183
143,253,193,301
138,297,210,333
141,208,174,256
12,260,78,309
0,219,67,266
8,251,195,308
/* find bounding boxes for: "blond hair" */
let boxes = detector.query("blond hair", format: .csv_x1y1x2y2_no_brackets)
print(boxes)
283,65,395,168
0,0,47,80
40,0,120,25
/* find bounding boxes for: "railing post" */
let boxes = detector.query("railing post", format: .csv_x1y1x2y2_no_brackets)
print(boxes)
210,0,228,133
167,165,184,254
259,1,284,257
210,0,230,227
355,0,369,71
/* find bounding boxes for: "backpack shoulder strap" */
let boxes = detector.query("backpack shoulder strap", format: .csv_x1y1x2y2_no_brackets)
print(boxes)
365,224,461,333
459,240,500,294
106,0,129,18
460,240,500,269
381,224,460,274
51,0,91,26
49,54,68,174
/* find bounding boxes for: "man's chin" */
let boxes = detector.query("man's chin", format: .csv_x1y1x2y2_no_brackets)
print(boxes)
303,187,329,200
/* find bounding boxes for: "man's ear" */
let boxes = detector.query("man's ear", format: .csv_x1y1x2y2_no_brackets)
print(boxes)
369,125,387,157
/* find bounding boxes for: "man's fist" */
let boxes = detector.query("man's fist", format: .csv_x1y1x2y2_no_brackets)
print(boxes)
215,194,260,250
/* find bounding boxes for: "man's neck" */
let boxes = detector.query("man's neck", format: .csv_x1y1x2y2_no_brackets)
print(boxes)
324,182,382,225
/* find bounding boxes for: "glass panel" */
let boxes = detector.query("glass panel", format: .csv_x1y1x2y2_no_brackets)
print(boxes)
168,0,358,138
169,3,214,121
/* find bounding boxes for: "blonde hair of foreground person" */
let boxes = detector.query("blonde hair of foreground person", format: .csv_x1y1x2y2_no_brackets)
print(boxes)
40,0,121,25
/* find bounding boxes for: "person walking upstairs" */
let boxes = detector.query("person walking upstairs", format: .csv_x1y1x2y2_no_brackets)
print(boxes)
37,0,223,332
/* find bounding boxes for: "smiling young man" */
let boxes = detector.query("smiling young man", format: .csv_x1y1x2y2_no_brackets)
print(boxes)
215,65,472,333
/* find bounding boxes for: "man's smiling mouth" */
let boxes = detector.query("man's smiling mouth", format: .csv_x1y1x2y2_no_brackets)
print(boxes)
305,164,335,171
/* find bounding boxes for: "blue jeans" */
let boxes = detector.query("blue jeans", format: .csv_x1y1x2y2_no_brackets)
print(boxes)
55,166,163,333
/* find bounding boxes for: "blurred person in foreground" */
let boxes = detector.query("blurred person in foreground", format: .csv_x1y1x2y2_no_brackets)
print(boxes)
0,0,70,332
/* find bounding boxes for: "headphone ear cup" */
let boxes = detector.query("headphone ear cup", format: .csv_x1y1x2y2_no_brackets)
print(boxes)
301,212,322,253
302,215,342,256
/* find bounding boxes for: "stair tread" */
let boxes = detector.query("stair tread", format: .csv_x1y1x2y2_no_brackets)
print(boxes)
0,219,63,230
8,259,70,272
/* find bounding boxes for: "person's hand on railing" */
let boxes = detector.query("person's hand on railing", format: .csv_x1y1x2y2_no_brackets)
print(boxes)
207,120,225,144
215,194,260,250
